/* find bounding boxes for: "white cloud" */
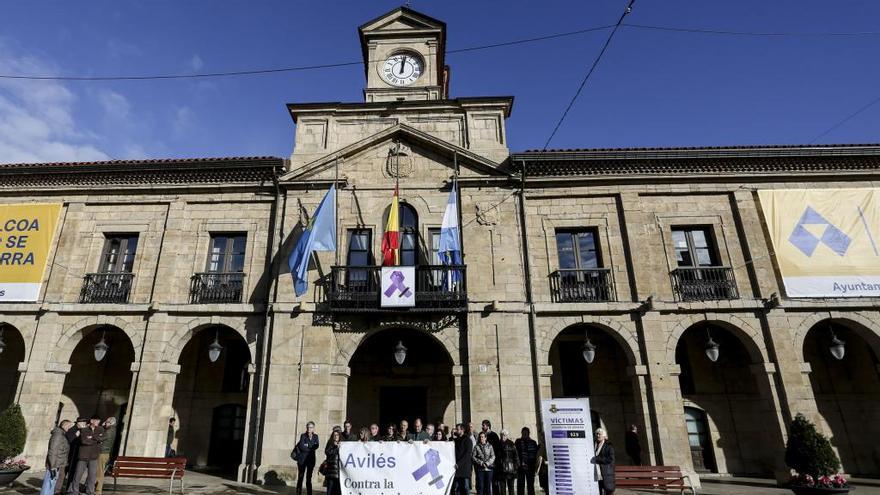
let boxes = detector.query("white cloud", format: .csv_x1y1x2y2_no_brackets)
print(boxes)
98,89,131,120
172,106,195,137
189,54,204,72
0,42,110,163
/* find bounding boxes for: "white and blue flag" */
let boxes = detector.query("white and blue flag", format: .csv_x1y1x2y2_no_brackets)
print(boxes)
288,185,336,297
438,181,462,282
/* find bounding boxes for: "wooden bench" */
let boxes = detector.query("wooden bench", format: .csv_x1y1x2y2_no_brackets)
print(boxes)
111,456,187,495
614,465,696,494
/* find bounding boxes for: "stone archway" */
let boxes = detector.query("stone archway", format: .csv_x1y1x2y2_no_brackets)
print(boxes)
0,323,26,410
346,327,455,435
60,324,135,450
673,321,782,476
803,319,880,476
548,323,639,458
171,324,251,479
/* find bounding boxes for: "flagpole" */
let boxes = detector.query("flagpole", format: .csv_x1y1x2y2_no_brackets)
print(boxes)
395,140,401,266
454,151,463,260
334,157,340,267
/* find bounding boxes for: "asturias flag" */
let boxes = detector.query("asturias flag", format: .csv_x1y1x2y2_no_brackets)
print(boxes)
438,181,462,281
288,185,336,297
382,185,400,266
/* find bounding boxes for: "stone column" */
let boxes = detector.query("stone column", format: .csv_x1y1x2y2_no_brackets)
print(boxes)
750,362,790,482
238,364,257,482
627,364,657,465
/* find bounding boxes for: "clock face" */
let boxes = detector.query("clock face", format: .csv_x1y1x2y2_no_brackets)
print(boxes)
381,52,423,87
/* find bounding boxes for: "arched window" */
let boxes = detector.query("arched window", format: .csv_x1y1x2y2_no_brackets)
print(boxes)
399,203,419,266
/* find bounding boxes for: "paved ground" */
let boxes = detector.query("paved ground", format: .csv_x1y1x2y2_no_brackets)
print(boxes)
3,471,879,494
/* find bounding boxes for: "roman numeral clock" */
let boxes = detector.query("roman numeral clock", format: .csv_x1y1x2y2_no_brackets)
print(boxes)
382,52,424,87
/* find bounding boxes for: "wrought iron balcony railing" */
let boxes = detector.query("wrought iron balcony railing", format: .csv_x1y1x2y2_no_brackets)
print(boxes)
670,266,738,302
549,268,615,303
326,265,467,311
80,273,134,304
190,272,245,304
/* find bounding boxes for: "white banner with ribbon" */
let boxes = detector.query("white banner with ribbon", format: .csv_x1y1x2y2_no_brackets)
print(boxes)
340,441,455,495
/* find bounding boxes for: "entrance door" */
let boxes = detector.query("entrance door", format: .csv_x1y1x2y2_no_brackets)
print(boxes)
379,387,427,433
208,404,246,475
684,407,716,473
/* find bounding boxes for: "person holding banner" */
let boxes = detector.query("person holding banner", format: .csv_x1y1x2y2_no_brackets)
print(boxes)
473,431,496,495
396,420,410,441
591,428,616,495
323,430,342,495
382,423,397,441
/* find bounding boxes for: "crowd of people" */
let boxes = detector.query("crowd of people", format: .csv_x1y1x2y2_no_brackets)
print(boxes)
42,415,117,495
292,418,541,495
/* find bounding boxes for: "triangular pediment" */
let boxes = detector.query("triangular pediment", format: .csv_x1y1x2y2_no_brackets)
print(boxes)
359,7,445,35
281,124,508,183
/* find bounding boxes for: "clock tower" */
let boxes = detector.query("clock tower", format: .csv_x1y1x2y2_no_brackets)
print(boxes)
359,7,448,102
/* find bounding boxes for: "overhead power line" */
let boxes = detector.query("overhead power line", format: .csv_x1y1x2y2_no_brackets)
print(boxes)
0,25,616,82
809,93,880,144
1,21,879,82
623,23,880,37
543,0,637,150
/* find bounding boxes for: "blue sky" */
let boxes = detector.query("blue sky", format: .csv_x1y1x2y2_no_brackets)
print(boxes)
1,0,879,163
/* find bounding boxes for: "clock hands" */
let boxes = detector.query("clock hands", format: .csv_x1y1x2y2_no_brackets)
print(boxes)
399,55,406,75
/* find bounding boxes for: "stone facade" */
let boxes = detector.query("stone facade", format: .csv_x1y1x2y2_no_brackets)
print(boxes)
1,5,879,488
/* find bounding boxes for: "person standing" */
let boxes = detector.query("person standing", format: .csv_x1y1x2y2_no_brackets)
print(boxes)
293,421,319,495
424,423,436,441
323,431,342,495
382,423,396,441
624,425,642,466
357,427,370,442
62,418,85,493
481,420,501,495
165,418,176,457
472,431,496,495
94,417,116,495
433,428,447,441
497,430,519,495
409,418,430,441
591,428,616,495
396,420,409,441
515,427,539,495
452,424,473,495
44,420,72,495
341,420,355,442
67,415,104,495
368,423,380,441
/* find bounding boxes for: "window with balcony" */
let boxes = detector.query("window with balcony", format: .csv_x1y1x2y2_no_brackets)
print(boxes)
190,233,247,304
80,234,138,303
670,226,737,301
550,229,614,302
399,204,419,266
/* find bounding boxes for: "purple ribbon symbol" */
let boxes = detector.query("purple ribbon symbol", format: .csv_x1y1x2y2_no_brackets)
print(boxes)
412,448,444,489
384,270,412,298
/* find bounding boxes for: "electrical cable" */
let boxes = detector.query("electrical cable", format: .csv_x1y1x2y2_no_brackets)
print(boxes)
3,20,879,82
809,93,880,144
542,0,636,150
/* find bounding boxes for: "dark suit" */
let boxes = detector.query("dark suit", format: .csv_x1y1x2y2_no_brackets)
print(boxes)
293,433,319,495
591,441,616,494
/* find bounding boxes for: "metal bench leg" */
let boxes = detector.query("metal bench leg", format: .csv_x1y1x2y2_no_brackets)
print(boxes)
113,476,117,492
169,468,177,495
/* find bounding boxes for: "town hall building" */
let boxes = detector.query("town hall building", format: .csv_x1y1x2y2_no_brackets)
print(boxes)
1,6,879,486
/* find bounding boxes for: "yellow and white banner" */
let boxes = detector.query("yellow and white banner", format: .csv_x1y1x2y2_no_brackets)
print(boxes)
759,189,880,297
0,203,62,302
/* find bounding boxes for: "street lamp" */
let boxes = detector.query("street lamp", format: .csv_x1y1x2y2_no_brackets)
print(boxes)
208,332,223,363
704,328,720,363
829,326,846,361
394,341,407,365
582,330,596,364
94,331,109,362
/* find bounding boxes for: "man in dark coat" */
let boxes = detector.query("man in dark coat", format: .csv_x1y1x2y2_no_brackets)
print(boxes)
624,424,642,466
515,427,539,495
293,421,319,495
453,424,473,495
46,420,73,494
62,418,86,493
67,415,105,495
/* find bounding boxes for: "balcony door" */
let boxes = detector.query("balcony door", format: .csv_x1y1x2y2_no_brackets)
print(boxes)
554,229,609,301
82,234,138,303
194,234,246,304
207,234,246,273
100,234,139,274
670,226,735,301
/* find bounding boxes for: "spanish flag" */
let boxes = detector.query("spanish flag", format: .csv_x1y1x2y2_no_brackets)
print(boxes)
382,185,400,266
